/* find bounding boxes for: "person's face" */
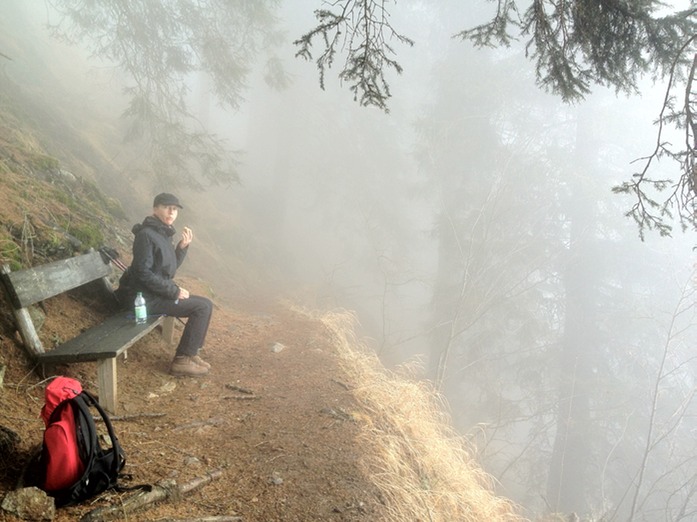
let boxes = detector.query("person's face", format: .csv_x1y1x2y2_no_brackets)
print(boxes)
153,204,179,226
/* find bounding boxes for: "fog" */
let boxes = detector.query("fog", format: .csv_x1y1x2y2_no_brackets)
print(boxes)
3,1,697,520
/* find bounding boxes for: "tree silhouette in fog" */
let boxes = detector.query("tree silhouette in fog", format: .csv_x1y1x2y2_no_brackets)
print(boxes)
298,0,696,236
45,1,695,232
46,0,285,187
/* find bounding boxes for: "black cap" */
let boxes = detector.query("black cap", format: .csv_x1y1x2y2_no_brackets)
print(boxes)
153,193,183,209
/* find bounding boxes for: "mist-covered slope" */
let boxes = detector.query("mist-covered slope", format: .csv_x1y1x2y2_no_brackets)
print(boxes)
0,156,526,521
0,7,530,521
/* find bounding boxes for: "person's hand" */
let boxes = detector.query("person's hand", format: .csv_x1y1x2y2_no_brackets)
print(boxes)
177,287,190,300
179,226,193,248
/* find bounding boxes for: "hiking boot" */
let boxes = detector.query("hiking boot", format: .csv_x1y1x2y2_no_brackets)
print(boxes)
191,355,211,370
169,356,210,377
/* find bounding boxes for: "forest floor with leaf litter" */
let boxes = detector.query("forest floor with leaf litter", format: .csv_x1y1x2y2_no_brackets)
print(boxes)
0,280,388,521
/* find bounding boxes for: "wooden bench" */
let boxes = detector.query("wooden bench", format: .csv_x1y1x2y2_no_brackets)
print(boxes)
1,250,174,413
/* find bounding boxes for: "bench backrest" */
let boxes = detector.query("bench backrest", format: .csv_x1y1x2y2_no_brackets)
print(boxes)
1,250,112,309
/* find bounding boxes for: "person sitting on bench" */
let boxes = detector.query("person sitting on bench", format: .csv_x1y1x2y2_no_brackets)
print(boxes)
115,192,213,377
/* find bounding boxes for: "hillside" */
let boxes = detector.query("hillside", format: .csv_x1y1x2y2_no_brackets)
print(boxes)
0,114,528,522
0,280,524,522
0,14,528,518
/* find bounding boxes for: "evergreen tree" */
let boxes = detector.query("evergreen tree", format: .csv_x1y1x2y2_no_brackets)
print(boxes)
298,0,696,234
45,0,285,187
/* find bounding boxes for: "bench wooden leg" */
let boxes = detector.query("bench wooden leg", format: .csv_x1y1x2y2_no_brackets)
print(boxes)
161,316,175,345
97,357,118,414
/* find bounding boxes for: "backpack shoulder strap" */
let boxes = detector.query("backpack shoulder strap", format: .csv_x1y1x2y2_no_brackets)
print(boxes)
74,391,125,474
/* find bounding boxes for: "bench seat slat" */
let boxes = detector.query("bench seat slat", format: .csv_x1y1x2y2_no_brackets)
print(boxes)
36,313,165,364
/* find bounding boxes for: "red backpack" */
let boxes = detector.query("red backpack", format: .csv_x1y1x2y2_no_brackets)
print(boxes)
38,376,126,506
40,377,85,492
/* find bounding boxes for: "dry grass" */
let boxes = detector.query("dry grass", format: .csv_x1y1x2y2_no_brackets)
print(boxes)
307,308,528,522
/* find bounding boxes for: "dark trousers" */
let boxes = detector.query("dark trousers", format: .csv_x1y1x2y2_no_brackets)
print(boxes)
147,296,213,357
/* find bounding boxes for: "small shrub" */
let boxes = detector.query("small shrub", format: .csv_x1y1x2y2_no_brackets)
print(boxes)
29,154,60,172
0,240,22,270
70,223,104,250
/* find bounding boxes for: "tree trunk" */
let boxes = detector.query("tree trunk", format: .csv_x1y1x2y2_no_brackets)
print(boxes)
546,258,594,513
546,108,598,514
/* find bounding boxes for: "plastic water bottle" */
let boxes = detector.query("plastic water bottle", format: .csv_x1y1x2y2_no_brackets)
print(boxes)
134,292,147,325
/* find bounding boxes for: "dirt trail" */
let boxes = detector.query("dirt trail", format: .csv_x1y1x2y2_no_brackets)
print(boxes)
0,280,386,521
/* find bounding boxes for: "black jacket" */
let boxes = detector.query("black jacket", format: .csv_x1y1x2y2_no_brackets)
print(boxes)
116,216,188,306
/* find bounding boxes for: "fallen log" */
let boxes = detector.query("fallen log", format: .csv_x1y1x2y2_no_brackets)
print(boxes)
79,468,224,522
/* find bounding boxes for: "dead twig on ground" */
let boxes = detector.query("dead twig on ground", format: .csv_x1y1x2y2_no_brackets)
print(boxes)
104,412,167,422
223,395,260,400
151,515,242,522
172,418,224,432
320,407,354,422
224,384,254,394
331,378,352,390
79,468,224,522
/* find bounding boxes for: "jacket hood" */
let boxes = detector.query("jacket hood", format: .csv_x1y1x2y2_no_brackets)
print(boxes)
132,215,176,237
40,376,82,426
